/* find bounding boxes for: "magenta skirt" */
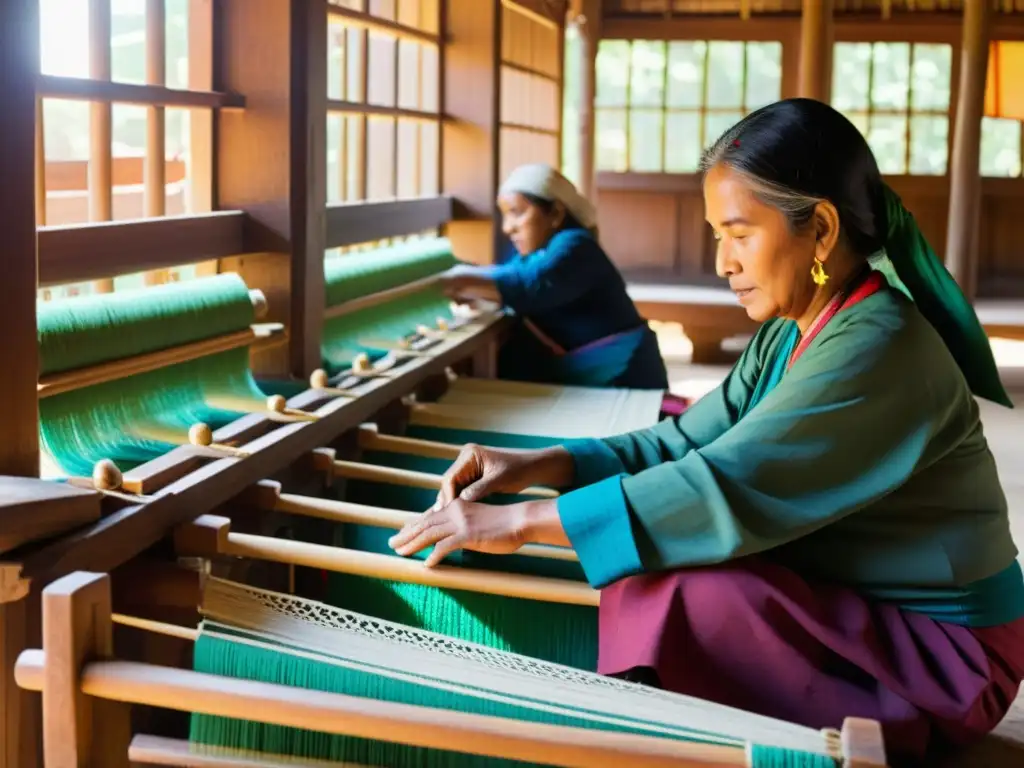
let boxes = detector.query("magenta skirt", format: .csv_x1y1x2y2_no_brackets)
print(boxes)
598,557,1024,764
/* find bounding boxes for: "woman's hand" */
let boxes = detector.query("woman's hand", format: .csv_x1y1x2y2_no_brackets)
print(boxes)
431,444,573,510
388,499,566,567
438,266,501,303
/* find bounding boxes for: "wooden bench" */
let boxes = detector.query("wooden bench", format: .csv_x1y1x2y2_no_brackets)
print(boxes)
627,284,759,363
629,284,1024,363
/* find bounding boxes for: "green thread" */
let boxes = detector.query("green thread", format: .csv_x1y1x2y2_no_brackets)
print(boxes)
327,433,595,670
38,273,256,376
37,275,266,477
321,239,458,373
749,745,839,767
321,286,454,374
324,238,456,306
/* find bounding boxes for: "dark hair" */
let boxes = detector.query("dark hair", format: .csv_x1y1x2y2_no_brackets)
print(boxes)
699,98,888,259
520,192,584,233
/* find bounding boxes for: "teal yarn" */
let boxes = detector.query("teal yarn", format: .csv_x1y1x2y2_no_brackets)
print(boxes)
749,745,838,767
321,239,459,373
38,273,256,376
321,428,596,669
188,625,718,766
324,238,456,306
36,273,266,477
321,285,454,374
40,348,265,477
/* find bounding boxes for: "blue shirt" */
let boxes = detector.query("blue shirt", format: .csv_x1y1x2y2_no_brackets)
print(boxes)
486,228,648,352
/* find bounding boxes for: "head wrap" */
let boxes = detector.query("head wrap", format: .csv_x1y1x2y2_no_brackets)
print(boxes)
880,184,1012,408
498,163,598,235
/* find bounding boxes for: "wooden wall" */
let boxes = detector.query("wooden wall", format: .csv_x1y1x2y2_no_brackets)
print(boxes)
592,14,1024,298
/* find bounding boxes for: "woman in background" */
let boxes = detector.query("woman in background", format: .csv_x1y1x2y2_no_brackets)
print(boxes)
440,163,669,392
393,100,1024,766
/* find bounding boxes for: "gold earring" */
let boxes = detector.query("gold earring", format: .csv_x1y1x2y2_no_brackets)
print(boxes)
811,258,829,286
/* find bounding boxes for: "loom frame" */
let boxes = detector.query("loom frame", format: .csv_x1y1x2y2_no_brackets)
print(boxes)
15,570,889,768
1,314,508,605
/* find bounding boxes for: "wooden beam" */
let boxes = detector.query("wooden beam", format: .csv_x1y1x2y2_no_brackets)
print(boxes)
8,320,508,590
36,74,245,109
326,198,455,249
217,0,326,379
798,0,833,101
442,0,502,265
1,4,45,764
945,0,992,301
289,0,328,378
37,212,246,287
575,0,601,202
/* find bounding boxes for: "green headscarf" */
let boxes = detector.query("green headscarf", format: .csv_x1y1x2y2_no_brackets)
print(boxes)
879,184,1013,408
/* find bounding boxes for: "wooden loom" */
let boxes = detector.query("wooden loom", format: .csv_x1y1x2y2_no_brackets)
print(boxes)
4,264,760,766
14,570,888,767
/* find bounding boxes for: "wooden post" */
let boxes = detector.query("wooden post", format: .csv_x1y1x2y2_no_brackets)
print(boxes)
41,572,131,766
217,0,326,379
0,1,42,765
575,0,601,202
945,0,991,301
289,0,328,377
797,0,833,102
442,0,501,265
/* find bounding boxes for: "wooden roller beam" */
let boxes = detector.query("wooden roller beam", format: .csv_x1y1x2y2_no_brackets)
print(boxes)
314,449,558,499
242,479,578,563
175,515,595,606
37,323,283,400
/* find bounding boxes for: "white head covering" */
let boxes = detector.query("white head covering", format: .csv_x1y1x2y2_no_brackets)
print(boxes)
497,163,597,233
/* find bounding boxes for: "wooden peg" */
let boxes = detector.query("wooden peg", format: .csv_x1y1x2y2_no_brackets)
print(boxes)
266,395,318,422
248,289,269,320
309,369,358,398
187,423,250,457
87,460,155,503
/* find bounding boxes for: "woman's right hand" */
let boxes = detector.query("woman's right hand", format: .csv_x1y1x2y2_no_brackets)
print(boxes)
432,444,573,510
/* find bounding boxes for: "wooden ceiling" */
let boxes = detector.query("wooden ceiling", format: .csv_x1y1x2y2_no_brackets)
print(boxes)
604,0,1024,15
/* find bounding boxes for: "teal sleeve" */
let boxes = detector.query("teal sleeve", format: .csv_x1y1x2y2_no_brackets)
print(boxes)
617,314,960,575
562,438,627,486
557,310,964,587
582,321,778,475
556,476,643,587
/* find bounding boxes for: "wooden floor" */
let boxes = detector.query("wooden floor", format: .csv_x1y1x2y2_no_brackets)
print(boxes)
654,325,1024,766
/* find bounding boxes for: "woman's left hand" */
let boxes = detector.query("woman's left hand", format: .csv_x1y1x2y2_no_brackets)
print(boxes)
388,500,528,567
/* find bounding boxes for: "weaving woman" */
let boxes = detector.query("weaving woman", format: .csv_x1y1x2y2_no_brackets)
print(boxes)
390,99,1024,766
439,163,670,392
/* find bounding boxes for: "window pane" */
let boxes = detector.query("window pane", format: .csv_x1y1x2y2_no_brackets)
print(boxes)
629,109,664,171
595,108,627,171
166,0,189,90
666,42,706,109
980,117,1022,177
327,114,343,203
40,0,89,77
705,42,744,109
871,42,911,111
629,41,666,108
868,114,908,174
111,0,146,85
596,40,631,107
704,111,744,150
911,43,952,112
908,115,948,175
665,112,702,173
744,42,782,110
832,43,872,112
112,103,147,221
